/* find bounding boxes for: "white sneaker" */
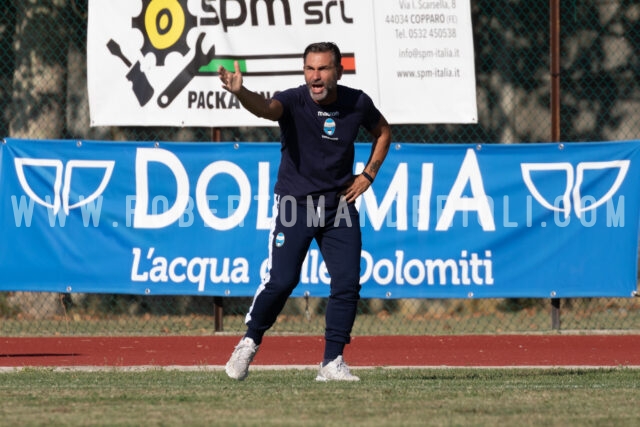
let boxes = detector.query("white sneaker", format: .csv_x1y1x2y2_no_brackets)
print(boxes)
225,337,259,380
315,356,360,382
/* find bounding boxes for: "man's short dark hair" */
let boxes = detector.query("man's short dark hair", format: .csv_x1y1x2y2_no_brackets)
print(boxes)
303,42,342,67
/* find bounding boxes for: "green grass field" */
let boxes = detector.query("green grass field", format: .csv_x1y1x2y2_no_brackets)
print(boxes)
1,368,638,426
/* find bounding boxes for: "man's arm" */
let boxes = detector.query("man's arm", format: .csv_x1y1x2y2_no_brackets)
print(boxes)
363,115,392,180
218,60,283,121
342,115,392,203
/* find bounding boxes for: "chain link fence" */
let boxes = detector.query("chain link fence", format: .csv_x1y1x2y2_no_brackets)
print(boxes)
1,0,640,336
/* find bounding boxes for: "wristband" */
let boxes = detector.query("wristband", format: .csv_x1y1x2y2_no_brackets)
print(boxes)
361,171,374,183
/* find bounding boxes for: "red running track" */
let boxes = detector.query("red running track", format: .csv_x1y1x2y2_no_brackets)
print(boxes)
1,335,640,368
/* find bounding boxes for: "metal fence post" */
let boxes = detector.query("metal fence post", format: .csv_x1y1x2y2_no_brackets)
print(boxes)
211,127,224,332
214,297,224,332
551,298,561,330
549,0,562,332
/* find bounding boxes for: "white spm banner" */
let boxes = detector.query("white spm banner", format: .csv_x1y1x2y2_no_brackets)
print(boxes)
87,0,477,127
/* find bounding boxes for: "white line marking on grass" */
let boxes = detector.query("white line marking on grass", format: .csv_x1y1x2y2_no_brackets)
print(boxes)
2,364,640,373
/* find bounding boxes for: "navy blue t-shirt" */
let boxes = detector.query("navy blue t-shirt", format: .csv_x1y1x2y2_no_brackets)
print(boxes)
273,84,381,206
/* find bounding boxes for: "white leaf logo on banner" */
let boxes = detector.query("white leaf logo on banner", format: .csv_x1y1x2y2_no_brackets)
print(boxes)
14,158,115,215
521,160,629,219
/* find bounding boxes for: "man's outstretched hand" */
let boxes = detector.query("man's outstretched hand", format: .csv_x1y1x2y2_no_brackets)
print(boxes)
219,60,243,94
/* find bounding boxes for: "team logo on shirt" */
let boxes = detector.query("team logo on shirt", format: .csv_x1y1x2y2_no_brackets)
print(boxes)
275,232,285,247
323,118,336,136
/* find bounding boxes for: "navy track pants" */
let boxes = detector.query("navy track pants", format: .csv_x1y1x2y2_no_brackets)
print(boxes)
245,195,362,345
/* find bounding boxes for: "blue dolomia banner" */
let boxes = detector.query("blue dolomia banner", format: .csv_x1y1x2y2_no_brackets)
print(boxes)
1,138,639,299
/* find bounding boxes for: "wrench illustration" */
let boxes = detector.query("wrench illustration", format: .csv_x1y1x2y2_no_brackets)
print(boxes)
157,33,215,108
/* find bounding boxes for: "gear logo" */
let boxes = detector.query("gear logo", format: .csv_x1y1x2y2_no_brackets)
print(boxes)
132,0,197,66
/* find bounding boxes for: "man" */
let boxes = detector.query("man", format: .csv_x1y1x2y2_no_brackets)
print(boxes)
218,42,391,381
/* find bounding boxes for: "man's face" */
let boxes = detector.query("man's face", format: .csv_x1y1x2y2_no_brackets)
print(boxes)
304,51,343,104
